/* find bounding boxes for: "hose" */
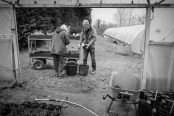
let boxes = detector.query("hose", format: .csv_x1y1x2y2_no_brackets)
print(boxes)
35,98,99,116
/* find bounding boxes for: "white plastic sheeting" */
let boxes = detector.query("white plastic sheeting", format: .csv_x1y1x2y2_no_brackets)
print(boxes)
0,35,13,69
149,8,174,43
145,8,174,91
132,30,145,55
0,7,14,81
0,35,13,81
103,25,145,54
0,7,13,35
146,43,174,91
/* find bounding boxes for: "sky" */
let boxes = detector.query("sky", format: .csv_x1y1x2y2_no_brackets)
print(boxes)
91,8,117,25
91,8,145,25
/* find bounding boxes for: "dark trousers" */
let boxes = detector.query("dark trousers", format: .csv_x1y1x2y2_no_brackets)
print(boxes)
52,54,64,73
83,48,96,70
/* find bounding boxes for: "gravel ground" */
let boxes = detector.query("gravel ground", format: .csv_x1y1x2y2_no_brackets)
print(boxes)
18,35,143,93
0,35,143,116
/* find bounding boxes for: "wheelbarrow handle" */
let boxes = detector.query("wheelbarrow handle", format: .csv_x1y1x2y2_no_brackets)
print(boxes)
103,94,115,101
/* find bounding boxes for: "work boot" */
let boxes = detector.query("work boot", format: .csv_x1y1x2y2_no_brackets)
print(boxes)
59,69,66,78
91,69,96,74
53,72,59,77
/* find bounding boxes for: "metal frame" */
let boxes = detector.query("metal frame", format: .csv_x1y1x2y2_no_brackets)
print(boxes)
28,35,52,64
13,4,174,8
28,35,80,65
1,0,174,8
103,94,139,115
142,6,152,89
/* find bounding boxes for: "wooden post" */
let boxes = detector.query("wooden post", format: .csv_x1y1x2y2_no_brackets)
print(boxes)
11,6,21,82
142,6,152,89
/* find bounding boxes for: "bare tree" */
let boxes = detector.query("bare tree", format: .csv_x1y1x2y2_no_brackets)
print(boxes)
113,8,146,27
108,23,118,28
93,19,107,35
137,10,146,24
113,8,127,27
114,8,135,26
95,19,101,28
131,9,146,25
126,8,134,26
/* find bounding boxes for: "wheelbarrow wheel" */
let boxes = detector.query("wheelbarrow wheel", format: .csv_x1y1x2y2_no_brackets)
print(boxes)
33,60,44,70
37,58,46,65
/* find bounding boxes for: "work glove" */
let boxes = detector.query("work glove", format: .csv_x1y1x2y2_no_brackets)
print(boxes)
78,44,81,49
86,44,90,49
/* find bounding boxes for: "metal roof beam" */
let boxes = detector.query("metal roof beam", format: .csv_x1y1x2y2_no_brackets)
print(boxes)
153,0,165,7
1,0,14,5
147,0,150,5
12,4,174,8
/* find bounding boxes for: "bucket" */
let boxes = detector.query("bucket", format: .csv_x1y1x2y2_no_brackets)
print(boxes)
66,61,77,76
79,64,89,76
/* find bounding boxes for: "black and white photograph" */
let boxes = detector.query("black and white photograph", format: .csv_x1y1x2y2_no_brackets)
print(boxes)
0,0,174,116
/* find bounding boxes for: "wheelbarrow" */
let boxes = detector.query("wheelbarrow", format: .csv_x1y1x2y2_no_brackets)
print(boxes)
103,71,142,115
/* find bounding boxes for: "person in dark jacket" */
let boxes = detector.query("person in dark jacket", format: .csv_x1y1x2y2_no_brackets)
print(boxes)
51,24,70,77
78,19,97,74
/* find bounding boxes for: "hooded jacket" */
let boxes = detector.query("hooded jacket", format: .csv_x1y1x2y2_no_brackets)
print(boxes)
51,28,70,55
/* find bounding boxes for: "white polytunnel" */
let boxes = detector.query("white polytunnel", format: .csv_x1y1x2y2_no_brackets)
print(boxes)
103,25,145,54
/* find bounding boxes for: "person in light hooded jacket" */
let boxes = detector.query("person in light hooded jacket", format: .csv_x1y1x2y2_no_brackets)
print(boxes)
51,24,70,77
